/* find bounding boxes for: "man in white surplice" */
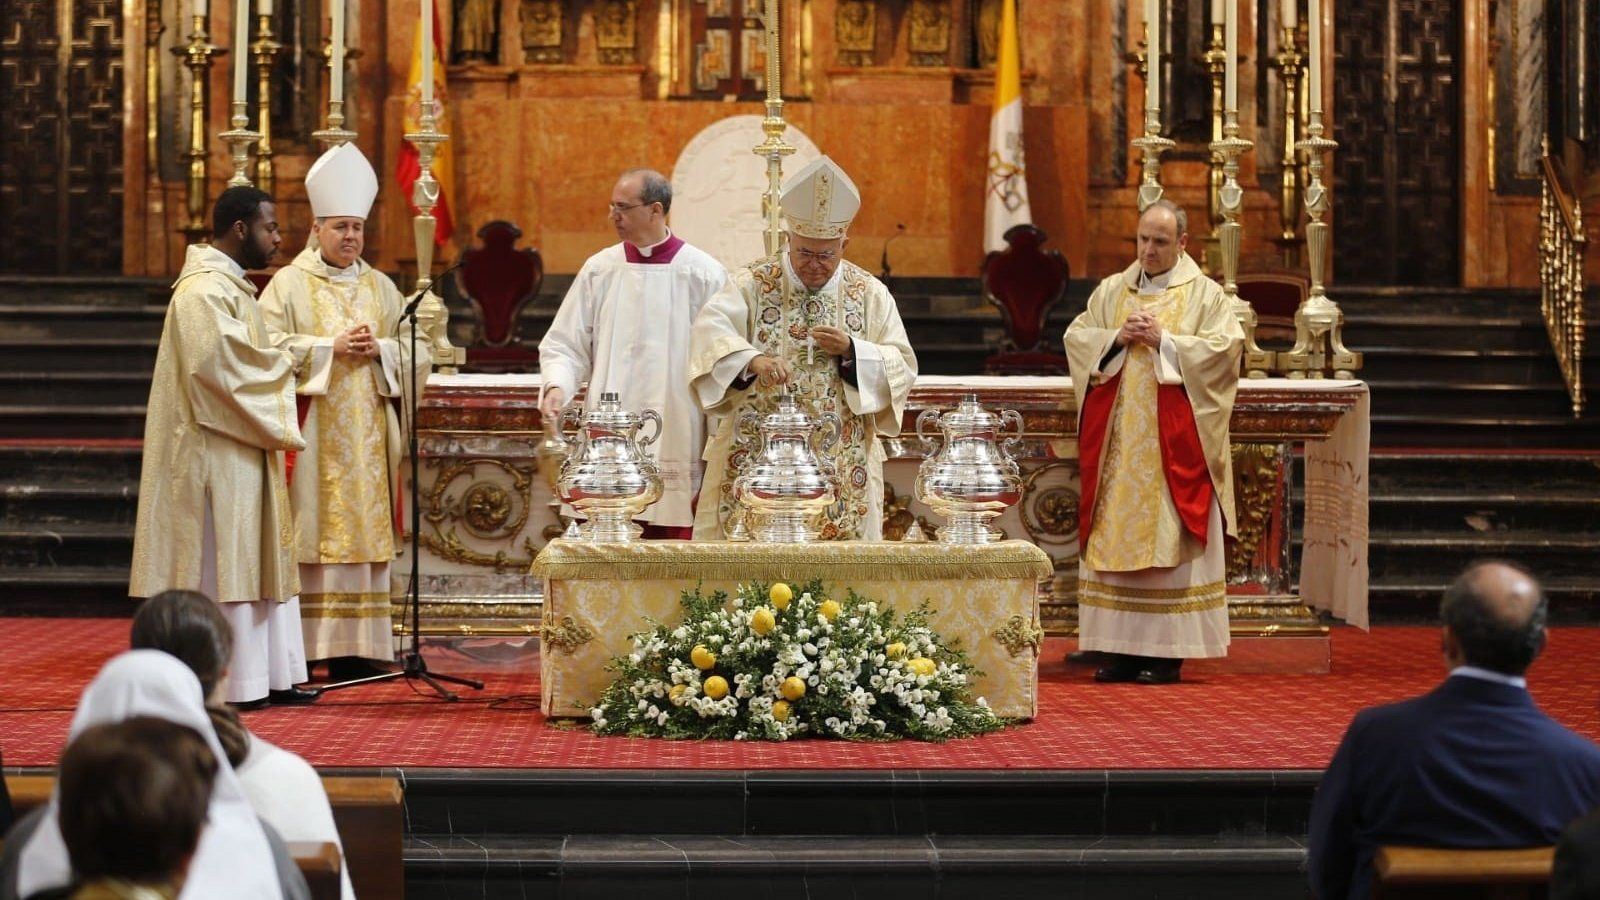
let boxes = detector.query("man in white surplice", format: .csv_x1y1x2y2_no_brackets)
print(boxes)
538,169,730,538
688,156,917,541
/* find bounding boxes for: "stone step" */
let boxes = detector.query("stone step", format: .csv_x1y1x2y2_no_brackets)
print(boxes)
1366,574,1600,621
0,521,133,568
0,480,138,525
404,833,1307,899
0,371,152,406
0,337,159,372
0,405,146,439
1364,451,1600,484
1340,529,1600,586
0,304,167,341
1364,381,1580,417
0,444,142,482
1355,491,1600,534
0,565,132,616
1368,412,1600,448
0,275,167,308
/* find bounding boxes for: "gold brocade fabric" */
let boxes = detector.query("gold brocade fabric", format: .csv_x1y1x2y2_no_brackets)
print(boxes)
310,275,394,562
1083,281,1203,572
534,540,1050,719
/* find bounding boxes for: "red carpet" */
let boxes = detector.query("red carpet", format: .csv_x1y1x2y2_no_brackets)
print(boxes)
2,619,1597,771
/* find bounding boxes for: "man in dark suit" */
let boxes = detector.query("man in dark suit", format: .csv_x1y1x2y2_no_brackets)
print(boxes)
1308,560,1600,899
1553,807,1600,900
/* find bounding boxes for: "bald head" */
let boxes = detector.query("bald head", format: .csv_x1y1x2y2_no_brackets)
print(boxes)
1441,560,1548,674
1136,200,1188,277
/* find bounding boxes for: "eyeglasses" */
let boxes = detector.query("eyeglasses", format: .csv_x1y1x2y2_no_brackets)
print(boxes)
790,248,840,264
608,201,651,215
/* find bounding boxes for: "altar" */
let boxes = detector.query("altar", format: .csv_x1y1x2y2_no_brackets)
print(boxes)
396,373,1369,651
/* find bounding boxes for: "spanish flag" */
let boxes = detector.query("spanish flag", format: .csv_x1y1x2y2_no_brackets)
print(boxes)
983,0,1030,254
396,5,454,246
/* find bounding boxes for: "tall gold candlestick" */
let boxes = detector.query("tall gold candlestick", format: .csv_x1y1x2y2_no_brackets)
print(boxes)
404,77,464,370
1211,113,1272,378
753,0,795,258
1131,16,1174,211
219,98,262,187
1280,112,1362,378
174,15,220,243
1202,22,1226,272
251,13,281,192
313,29,361,146
1270,22,1306,266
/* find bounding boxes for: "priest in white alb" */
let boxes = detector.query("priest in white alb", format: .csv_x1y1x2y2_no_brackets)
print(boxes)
538,168,730,539
259,143,431,680
130,186,317,709
689,156,917,541
1065,200,1243,685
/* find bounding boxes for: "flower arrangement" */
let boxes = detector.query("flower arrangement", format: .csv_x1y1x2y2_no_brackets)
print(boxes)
590,580,1005,742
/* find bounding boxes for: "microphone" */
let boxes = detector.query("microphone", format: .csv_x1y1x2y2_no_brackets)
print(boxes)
880,223,906,282
401,259,465,318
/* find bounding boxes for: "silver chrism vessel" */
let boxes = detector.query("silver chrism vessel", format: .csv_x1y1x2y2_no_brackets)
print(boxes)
555,392,664,542
734,392,841,543
914,394,1025,544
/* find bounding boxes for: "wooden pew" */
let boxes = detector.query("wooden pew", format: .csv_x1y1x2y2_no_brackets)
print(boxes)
6,774,402,900
0,837,341,900
1374,845,1555,899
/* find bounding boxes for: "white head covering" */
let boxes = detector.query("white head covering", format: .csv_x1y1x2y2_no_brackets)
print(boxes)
17,650,285,900
780,155,861,240
305,142,379,220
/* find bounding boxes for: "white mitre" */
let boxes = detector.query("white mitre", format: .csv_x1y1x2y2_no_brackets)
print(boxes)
305,142,379,220
780,155,860,240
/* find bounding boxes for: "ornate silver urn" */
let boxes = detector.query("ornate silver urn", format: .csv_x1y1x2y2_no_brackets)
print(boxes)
733,392,841,544
913,394,1025,544
555,392,664,542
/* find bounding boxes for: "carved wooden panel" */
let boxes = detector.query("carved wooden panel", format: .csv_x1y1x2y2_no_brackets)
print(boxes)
689,0,764,99
1332,0,1460,286
0,0,121,274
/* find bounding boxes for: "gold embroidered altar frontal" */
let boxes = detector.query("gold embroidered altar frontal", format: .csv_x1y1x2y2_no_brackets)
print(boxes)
532,540,1054,720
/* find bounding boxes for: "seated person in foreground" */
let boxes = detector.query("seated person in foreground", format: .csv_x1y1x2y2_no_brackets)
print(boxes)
24,717,218,900
131,590,356,900
1307,560,1600,899
1552,806,1600,900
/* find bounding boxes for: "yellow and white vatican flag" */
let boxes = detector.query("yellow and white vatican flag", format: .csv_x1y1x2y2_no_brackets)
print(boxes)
983,0,1031,254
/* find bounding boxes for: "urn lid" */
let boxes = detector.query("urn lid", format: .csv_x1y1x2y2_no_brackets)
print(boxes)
937,394,1005,431
581,392,642,430
759,391,818,433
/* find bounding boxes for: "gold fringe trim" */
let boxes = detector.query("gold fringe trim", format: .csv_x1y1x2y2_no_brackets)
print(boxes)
300,590,394,619
530,540,1055,583
1078,579,1228,615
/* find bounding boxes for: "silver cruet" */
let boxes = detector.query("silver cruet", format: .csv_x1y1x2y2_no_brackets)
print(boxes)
733,391,842,544
555,392,664,542
913,394,1025,544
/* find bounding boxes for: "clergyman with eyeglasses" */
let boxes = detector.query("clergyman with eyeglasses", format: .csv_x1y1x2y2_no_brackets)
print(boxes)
538,168,731,539
688,156,918,541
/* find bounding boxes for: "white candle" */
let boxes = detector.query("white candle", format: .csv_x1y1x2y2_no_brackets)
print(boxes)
1224,0,1237,112
1211,0,1224,25
421,0,434,108
1282,0,1297,30
195,0,207,17
233,0,249,103
261,0,272,16
1307,0,1322,113
1145,0,1159,115
330,0,345,104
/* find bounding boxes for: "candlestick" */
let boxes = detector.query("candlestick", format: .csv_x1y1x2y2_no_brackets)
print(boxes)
175,14,218,243
1211,112,1271,378
1270,21,1306,266
232,0,249,103
251,12,281,192
752,0,795,258
1280,111,1362,378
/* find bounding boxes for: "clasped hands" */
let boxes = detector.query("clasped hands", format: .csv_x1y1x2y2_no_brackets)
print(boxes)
751,326,853,387
1115,312,1163,350
333,324,380,358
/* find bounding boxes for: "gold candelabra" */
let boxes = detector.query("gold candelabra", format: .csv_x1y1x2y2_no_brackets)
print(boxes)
1211,112,1273,378
219,99,262,188
175,15,219,243
1202,22,1227,273
1280,111,1362,378
313,36,361,147
145,5,164,178
1130,30,1174,213
251,14,282,192
1269,22,1306,266
405,98,465,371
753,0,795,258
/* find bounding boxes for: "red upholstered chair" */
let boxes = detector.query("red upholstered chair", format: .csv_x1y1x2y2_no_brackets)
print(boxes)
446,220,543,372
981,224,1071,376
1234,272,1308,345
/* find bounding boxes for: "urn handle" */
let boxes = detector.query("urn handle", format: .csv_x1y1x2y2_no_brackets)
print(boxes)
1000,409,1026,460
813,411,843,455
559,404,585,453
636,409,663,448
914,408,942,458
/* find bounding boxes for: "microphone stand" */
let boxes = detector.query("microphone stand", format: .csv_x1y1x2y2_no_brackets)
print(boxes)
318,275,483,700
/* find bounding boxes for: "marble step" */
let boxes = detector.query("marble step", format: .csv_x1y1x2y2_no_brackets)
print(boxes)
0,371,153,406
0,404,147,439
0,275,167,308
403,833,1308,900
1367,412,1600,448
0,520,133,568
1364,574,1600,621
0,336,159,372
0,480,138,525
0,444,142,482
0,303,167,341
0,564,132,616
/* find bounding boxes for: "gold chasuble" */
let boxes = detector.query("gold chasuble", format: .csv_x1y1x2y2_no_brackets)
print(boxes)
689,257,916,541
259,247,430,661
1064,253,1242,658
131,244,303,604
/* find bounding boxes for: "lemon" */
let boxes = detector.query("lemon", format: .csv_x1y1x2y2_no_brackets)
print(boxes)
769,582,793,609
690,645,716,670
907,657,937,676
750,607,777,636
819,599,841,621
771,700,792,722
886,642,907,659
780,676,807,700
669,684,687,703
703,675,730,699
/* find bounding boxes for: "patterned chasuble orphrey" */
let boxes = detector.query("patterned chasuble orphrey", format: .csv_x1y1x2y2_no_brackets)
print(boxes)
307,272,395,563
715,260,873,540
1083,279,1203,573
